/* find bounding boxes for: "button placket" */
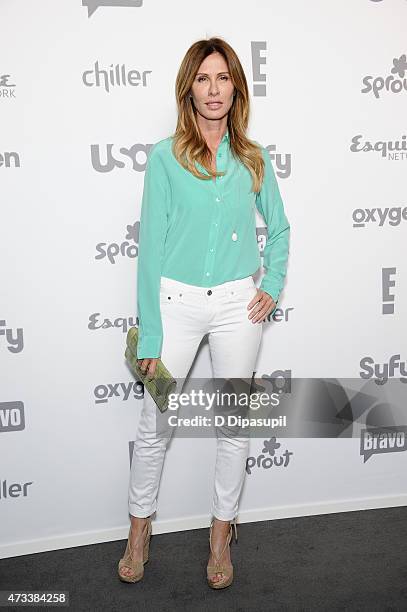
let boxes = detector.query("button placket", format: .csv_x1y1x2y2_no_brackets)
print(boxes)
202,140,229,281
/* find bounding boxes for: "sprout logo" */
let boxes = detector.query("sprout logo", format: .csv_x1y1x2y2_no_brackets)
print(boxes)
246,437,293,475
362,54,407,98
95,222,139,264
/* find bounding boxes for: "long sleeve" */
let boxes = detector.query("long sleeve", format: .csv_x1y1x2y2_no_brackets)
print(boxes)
255,146,290,315
136,146,170,359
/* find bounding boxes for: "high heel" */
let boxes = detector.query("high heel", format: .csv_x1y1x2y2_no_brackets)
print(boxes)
117,516,152,583
207,516,238,589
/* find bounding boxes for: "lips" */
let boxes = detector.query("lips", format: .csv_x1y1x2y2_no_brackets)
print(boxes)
206,102,222,108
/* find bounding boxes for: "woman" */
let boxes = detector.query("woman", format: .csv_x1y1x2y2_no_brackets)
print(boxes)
118,36,290,589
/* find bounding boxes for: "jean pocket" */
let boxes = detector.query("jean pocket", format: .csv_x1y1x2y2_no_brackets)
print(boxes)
159,289,184,305
229,286,258,303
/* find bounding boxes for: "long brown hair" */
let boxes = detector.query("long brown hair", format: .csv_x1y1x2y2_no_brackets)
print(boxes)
172,37,265,193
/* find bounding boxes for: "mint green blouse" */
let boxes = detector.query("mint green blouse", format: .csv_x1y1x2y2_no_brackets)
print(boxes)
136,129,290,359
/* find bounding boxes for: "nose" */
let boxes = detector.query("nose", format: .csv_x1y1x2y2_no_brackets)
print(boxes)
208,80,220,96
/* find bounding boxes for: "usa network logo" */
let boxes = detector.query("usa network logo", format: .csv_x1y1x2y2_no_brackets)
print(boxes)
83,0,142,18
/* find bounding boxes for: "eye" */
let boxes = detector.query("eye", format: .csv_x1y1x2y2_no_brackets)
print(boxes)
197,76,206,82
220,75,229,80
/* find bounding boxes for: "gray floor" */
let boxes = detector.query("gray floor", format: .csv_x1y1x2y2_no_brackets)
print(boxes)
1,506,406,611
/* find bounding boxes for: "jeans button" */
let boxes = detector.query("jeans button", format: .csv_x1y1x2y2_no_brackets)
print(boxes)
207,289,212,295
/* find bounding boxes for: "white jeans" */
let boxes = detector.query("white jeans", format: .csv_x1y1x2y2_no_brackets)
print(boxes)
128,274,263,521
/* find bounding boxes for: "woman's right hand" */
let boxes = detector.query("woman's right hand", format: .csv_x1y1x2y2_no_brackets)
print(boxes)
137,358,159,379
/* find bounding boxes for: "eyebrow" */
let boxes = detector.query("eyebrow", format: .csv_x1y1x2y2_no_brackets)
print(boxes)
196,71,230,76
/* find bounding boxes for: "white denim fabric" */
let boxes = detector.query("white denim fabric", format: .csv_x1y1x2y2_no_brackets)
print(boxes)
128,274,263,521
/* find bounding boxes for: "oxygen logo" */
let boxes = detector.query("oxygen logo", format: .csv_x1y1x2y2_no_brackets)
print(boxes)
83,0,143,18
88,313,138,334
0,73,16,99
352,206,407,228
359,354,407,385
94,380,143,404
360,428,407,462
0,150,20,167
350,135,407,160
246,437,293,474
95,222,139,263
82,61,152,93
361,54,407,98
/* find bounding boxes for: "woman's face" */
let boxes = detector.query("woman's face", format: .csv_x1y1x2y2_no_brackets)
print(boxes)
190,51,235,120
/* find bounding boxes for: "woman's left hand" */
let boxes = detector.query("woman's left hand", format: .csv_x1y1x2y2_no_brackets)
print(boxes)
247,289,276,323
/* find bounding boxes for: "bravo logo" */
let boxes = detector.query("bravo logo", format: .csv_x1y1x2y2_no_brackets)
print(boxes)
360,428,407,462
83,0,142,18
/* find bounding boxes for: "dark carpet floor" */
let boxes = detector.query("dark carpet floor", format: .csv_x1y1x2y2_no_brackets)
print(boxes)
1,506,406,611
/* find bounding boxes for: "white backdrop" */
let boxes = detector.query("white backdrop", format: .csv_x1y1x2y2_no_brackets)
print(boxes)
1,0,406,558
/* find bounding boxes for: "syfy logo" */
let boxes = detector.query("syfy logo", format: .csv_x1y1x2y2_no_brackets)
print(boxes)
265,145,291,178
82,61,152,93
350,135,407,160
360,427,406,462
361,54,407,98
0,151,20,168
83,0,142,18
0,320,24,353
359,354,407,385
246,437,293,474
0,402,25,432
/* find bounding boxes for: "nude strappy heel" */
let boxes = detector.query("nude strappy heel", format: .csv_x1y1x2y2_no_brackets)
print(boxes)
207,516,238,589
117,516,152,583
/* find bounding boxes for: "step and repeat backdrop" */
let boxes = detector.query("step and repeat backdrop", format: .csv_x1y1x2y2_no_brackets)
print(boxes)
1,0,406,557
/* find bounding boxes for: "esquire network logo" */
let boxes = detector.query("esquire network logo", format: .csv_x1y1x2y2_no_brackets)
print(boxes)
0,73,16,98
88,313,137,335
361,54,407,98
350,135,407,160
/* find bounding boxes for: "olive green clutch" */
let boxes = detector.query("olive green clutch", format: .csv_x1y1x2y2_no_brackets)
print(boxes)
125,326,176,413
